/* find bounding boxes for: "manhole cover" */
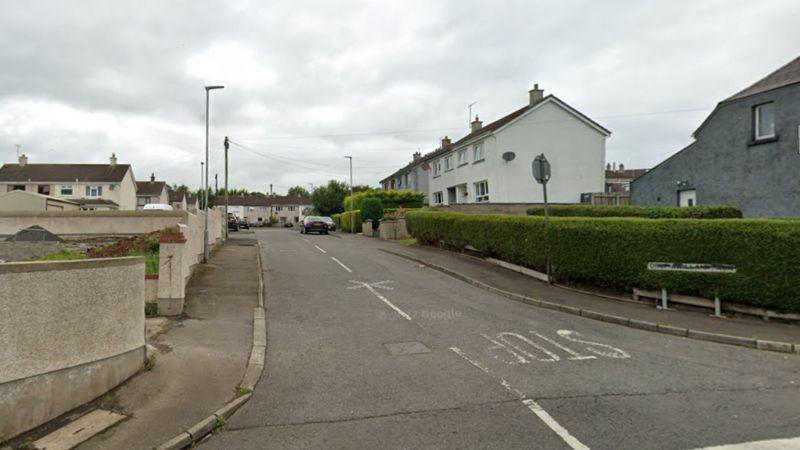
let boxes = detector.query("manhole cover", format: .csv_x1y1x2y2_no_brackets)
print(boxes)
384,341,431,356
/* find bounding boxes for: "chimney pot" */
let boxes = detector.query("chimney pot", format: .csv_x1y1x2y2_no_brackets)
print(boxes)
529,83,544,105
471,115,483,133
150,173,155,183
412,151,421,161
18,154,28,167
110,153,117,166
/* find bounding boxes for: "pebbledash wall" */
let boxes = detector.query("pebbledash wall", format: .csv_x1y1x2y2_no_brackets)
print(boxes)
0,257,145,439
0,210,186,236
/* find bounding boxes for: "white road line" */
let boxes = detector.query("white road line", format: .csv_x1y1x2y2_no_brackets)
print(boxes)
449,347,590,450
314,245,327,254
689,437,800,450
330,257,353,273
361,282,412,321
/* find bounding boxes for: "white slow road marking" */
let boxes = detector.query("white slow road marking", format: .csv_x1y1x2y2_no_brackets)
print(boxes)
690,437,800,449
314,245,327,254
450,347,590,450
330,257,353,273
348,280,411,321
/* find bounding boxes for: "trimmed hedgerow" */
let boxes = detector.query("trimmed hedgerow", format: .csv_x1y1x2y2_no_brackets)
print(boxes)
525,205,742,219
406,210,800,313
340,210,362,233
343,190,425,211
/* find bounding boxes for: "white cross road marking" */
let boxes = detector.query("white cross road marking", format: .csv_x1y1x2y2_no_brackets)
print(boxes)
449,347,589,450
347,280,409,320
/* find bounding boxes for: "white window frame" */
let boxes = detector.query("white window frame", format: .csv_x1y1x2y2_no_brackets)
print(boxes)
457,149,467,165
434,159,442,176
137,196,151,206
473,142,485,161
60,185,73,196
433,191,444,204
754,102,776,140
444,155,453,171
474,180,489,202
85,185,103,197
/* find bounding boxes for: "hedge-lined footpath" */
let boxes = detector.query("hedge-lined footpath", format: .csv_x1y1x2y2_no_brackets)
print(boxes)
406,211,800,313
526,205,742,219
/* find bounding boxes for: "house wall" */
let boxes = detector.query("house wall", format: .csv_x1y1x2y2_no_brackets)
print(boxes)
118,169,138,210
631,84,800,217
428,101,606,205
0,210,185,236
0,257,145,438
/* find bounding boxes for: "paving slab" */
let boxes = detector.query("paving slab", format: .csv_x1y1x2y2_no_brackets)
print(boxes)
33,409,124,450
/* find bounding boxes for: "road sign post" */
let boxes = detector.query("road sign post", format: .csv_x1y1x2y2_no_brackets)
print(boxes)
532,154,552,284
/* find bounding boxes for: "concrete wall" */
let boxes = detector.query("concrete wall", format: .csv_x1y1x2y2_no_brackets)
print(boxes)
429,100,607,205
0,257,145,438
631,84,800,217
0,241,62,262
0,191,79,212
0,210,186,237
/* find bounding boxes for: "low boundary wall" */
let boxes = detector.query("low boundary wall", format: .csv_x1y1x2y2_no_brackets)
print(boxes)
0,257,146,439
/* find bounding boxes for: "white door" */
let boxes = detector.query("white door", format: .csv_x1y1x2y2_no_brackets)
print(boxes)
678,189,696,207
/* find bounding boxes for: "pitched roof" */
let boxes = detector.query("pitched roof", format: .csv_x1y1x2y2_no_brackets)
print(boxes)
380,95,610,183
727,55,800,101
73,198,120,207
168,190,186,202
0,163,131,183
268,195,312,205
215,194,312,207
605,168,648,179
136,181,167,196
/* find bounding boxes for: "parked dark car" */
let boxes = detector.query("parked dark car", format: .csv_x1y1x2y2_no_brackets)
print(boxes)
300,216,328,234
321,216,336,231
238,218,250,230
227,213,239,231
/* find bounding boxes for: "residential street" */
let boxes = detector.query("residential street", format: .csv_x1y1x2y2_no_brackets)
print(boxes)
206,229,800,450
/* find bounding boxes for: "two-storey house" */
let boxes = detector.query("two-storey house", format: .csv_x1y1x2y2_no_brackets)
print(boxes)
631,55,800,217
0,153,137,210
136,174,169,209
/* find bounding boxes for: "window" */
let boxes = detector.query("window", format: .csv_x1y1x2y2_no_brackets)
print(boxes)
12,185,25,191
444,155,453,171
85,185,103,197
474,180,489,202
404,174,409,186
288,206,295,211
473,142,485,161
38,185,50,195
276,206,283,211
60,185,73,196
434,159,442,176
754,102,775,140
433,191,444,204
457,149,468,165
137,197,151,206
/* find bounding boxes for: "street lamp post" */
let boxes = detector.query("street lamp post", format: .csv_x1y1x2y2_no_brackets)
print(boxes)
344,156,353,233
203,85,224,264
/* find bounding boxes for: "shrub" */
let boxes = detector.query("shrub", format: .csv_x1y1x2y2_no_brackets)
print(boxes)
340,210,362,233
406,211,800,313
526,205,742,219
361,197,384,224
145,302,159,317
343,190,425,211
331,213,342,228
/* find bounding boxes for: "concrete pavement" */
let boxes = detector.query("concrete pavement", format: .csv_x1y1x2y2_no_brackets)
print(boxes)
79,236,259,450
205,229,800,450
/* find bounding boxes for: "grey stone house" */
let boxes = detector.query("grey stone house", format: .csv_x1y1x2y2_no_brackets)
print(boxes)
631,55,800,217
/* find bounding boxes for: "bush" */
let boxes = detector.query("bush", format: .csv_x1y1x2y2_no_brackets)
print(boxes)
343,190,425,211
406,211,800,313
361,197,384,223
526,205,742,219
331,213,342,228
340,210,362,233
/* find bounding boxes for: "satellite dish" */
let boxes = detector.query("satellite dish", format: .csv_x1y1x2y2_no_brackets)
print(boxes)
502,151,516,162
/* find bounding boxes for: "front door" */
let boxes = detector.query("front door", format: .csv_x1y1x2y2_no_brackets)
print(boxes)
447,187,457,205
678,189,696,207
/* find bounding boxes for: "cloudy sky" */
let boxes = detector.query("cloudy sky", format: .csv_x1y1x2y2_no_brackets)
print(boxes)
0,0,797,194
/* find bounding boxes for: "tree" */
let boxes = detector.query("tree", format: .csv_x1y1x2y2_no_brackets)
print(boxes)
352,184,373,193
312,180,349,216
287,185,311,198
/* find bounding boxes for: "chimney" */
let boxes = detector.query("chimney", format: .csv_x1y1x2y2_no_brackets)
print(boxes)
619,163,625,171
529,83,544,105
110,152,117,167
471,115,482,133
441,136,451,148
606,162,611,170
18,154,28,167
150,173,155,183
412,151,421,161
612,162,617,171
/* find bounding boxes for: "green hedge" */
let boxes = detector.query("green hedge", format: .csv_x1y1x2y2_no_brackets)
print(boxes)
406,211,800,313
344,190,425,211
331,213,342,228
526,205,742,219
340,210,362,233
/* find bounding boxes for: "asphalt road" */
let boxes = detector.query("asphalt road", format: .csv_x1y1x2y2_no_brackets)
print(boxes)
206,229,800,450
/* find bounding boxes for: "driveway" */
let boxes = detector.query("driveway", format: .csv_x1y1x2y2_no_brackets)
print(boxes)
206,229,800,450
